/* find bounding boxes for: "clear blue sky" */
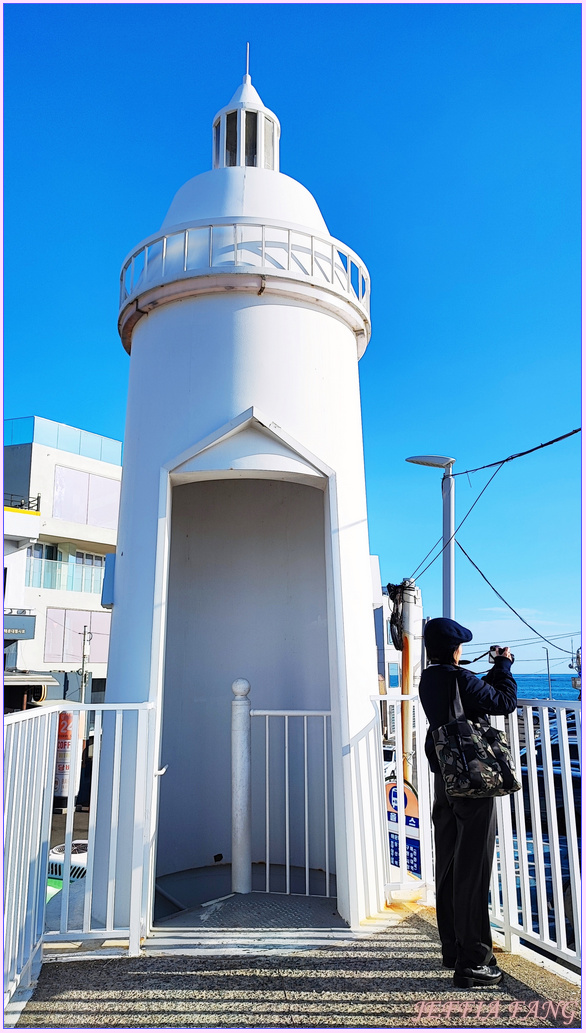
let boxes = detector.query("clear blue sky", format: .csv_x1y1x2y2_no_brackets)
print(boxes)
3,3,581,674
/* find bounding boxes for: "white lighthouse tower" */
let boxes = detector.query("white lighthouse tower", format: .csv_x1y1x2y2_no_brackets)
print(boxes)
106,70,390,929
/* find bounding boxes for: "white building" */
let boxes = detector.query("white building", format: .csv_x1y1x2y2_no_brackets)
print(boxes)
3,416,122,707
103,71,391,929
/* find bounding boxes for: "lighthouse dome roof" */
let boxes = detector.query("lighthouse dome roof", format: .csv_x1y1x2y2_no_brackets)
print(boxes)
160,166,329,236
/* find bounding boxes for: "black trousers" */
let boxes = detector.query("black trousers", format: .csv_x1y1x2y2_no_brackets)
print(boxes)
432,771,496,968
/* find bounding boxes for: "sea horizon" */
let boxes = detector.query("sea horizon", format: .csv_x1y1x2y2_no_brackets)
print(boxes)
513,672,580,701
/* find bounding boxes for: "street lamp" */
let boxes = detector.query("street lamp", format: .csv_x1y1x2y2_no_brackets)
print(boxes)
406,455,456,618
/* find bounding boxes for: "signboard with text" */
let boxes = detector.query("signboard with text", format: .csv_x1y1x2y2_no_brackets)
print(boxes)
386,779,421,877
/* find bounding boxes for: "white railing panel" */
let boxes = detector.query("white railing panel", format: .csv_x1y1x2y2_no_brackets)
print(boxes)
490,700,581,967
4,702,156,1006
4,709,58,1007
250,708,333,896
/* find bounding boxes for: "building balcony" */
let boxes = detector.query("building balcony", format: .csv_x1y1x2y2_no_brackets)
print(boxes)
25,557,105,595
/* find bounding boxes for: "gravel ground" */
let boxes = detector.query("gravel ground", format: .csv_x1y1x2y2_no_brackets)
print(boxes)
13,907,580,1029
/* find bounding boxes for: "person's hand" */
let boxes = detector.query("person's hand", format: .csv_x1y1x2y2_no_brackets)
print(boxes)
499,647,513,661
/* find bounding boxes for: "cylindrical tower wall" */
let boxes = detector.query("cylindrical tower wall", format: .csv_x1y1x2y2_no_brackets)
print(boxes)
107,292,377,734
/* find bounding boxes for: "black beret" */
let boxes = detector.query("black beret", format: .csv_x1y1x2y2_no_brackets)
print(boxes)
424,617,473,657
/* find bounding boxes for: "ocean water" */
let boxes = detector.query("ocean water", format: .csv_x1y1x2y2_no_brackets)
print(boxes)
513,673,580,702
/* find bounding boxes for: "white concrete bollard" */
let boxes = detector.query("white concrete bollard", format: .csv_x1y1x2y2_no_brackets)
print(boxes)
231,678,252,894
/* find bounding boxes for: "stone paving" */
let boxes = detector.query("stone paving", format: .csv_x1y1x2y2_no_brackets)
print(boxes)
10,904,580,1029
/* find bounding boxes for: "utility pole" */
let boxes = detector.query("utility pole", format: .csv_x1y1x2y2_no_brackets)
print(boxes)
80,626,92,704
543,647,552,699
406,455,456,618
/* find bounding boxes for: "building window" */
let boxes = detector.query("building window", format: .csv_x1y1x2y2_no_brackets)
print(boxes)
213,119,220,168
264,116,274,169
26,544,63,589
245,111,257,166
53,466,120,529
386,619,393,645
44,608,111,665
388,662,400,689
225,111,237,167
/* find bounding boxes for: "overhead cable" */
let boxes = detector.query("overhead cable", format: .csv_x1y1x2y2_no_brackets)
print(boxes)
452,428,581,478
410,463,505,580
462,631,580,651
455,540,574,655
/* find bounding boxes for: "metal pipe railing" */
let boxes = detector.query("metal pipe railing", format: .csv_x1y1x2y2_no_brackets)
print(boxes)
490,699,581,966
231,679,332,897
4,701,156,1007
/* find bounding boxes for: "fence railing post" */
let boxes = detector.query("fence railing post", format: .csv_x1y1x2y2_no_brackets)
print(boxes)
231,678,252,894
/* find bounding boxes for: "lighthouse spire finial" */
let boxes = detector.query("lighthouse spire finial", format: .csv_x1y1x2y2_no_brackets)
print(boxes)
244,42,251,84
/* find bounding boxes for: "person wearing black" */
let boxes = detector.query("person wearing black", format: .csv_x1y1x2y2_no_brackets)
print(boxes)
419,617,517,988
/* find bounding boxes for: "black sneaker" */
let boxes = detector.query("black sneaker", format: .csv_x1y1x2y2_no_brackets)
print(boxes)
453,964,503,988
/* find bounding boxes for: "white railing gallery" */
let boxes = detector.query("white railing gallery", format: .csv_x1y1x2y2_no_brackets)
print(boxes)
4,702,155,1006
490,700,581,967
119,221,370,318
382,693,581,969
231,679,333,897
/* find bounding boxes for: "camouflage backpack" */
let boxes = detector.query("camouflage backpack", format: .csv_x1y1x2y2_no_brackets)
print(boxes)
432,673,521,798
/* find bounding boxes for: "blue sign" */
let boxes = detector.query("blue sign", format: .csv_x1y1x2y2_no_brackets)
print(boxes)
390,786,408,812
4,614,36,639
389,832,421,877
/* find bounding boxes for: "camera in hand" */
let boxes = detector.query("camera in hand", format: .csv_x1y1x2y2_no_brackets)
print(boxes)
489,645,514,664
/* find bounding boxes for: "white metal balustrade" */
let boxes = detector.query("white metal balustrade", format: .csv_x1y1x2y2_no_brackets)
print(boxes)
4,702,155,1007
119,221,370,319
490,699,581,967
231,678,333,897
5,687,580,1009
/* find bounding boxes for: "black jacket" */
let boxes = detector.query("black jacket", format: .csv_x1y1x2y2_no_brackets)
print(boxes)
419,658,518,773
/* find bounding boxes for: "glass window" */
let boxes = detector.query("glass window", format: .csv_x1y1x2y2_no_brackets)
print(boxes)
245,111,257,166
226,111,237,166
89,610,111,663
213,120,220,168
53,466,89,523
388,662,400,689
44,608,66,664
264,117,274,170
87,474,120,529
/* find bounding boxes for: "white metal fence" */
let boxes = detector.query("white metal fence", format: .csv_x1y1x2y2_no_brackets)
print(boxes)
119,220,370,318
250,709,333,896
4,702,155,1007
5,690,580,1007
230,679,334,897
490,699,581,967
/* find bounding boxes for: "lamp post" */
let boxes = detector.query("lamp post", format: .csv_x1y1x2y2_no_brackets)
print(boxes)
406,455,456,618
